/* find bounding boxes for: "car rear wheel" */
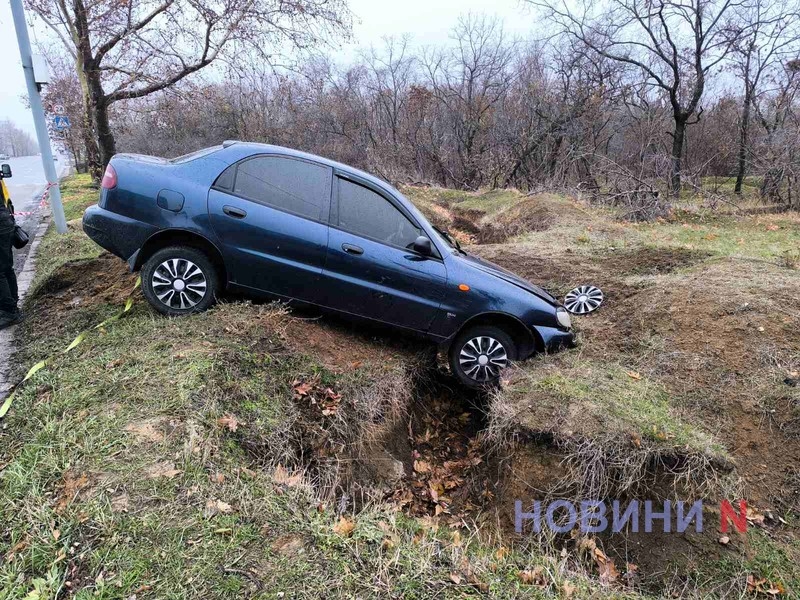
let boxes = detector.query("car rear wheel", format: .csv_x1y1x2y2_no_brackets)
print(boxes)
449,325,517,388
141,246,219,316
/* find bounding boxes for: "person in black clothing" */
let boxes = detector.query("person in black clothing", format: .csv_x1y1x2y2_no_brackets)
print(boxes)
0,178,21,330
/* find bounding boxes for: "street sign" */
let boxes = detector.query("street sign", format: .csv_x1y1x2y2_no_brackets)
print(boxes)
53,115,71,130
54,104,65,114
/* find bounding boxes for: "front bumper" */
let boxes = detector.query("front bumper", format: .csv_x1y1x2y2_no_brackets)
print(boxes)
83,204,156,262
533,325,578,353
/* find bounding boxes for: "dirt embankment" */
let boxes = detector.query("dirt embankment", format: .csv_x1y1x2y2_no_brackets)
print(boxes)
478,240,800,590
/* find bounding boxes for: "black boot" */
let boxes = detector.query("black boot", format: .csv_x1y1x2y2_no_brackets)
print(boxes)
0,310,22,331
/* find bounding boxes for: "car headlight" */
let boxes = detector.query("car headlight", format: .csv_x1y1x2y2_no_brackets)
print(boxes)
556,307,572,329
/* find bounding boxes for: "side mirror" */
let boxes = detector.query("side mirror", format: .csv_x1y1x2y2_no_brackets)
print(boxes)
1,164,10,179
412,235,432,256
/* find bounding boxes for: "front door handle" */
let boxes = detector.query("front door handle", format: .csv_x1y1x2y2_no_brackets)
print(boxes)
223,205,247,219
342,243,364,255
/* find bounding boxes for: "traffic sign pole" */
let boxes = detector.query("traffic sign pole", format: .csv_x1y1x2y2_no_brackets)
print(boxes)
9,0,68,234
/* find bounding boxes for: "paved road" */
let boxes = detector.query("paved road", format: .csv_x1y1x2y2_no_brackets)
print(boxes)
2,154,72,272
3,154,70,227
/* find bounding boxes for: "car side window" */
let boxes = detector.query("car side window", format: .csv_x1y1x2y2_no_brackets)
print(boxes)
214,164,236,191
232,156,330,221
337,178,420,248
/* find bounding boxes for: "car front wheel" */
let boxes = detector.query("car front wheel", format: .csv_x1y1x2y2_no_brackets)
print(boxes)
449,325,517,388
141,246,219,316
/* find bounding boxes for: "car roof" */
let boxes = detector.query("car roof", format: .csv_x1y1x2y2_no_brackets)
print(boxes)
220,141,392,194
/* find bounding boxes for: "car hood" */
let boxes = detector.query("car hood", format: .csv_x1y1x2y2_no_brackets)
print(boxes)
456,253,558,305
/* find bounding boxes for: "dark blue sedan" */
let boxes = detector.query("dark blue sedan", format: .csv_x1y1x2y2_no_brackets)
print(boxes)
83,142,575,386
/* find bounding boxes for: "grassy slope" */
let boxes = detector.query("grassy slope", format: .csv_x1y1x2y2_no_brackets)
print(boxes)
0,178,634,599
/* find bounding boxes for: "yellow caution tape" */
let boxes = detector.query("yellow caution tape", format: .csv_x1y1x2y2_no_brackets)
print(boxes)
0,277,141,419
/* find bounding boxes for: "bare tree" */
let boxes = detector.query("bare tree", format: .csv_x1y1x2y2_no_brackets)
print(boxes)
730,0,799,195
422,14,515,188
751,57,800,203
529,0,746,196
27,0,352,179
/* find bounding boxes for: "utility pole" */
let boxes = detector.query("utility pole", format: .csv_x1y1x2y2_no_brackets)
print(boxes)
9,0,68,234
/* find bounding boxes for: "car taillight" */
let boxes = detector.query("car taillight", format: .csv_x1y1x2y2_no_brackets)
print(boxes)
101,164,117,189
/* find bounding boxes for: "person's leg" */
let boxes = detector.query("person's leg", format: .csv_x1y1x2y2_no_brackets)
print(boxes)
0,215,17,317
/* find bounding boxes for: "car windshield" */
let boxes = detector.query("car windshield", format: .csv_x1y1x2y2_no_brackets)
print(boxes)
169,146,221,164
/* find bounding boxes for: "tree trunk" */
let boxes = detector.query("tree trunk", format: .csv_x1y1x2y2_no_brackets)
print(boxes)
76,65,102,181
670,119,686,198
734,83,752,195
93,97,116,167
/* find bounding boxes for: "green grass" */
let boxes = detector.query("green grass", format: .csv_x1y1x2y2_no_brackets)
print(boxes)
401,186,527,219
451,189,526,216
502,355,728,459
690,529,800,596
59,173,98,221
636,215,800,262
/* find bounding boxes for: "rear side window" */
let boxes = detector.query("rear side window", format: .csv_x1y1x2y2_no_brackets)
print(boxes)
337,178,420,248
214,164,236,191
232,156,330,221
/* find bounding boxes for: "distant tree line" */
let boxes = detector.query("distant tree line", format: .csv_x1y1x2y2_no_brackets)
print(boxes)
29,0,800,209
0,120,38,157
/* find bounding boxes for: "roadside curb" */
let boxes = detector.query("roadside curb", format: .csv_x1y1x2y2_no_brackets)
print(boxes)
0,213,51,397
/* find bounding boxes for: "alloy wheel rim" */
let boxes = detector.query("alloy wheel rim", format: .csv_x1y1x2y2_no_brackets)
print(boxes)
459,336,508,382
152,258,208,310
564,285,603,315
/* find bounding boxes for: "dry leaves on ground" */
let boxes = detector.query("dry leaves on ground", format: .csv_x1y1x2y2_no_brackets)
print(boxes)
332,516,356,537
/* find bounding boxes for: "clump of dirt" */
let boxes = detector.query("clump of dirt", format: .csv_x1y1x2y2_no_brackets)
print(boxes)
20,253,139,355
281,314,430,375
474,199,556,244
34,252,137,305
600,247,711,276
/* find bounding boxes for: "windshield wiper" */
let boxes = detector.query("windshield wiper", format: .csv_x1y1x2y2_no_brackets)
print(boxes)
433,225,465,254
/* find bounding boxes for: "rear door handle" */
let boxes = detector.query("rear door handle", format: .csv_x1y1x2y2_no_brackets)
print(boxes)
223,205,247,219
342,243,364,255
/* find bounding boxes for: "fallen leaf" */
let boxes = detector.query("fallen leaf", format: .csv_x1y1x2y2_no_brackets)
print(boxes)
55,471,91,513
272,465,303,487
217,413,241,432
719,535,730,545
332,516,355,537
145,461,182,479
292,381,313,397
517,566,547,587
204,499,233,517
4,538,29,563
562,580,577,598
413,460,432,474
626,371,642,380
598,558,620,584
449,572,462,585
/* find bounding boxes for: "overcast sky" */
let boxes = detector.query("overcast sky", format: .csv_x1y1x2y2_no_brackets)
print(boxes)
0,0,536,138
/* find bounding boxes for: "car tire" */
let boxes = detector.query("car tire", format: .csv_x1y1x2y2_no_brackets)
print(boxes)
449,325,517,388
141,246,219,316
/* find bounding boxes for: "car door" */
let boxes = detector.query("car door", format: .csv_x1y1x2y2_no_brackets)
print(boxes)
321,175,448,332
208,154,331,303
